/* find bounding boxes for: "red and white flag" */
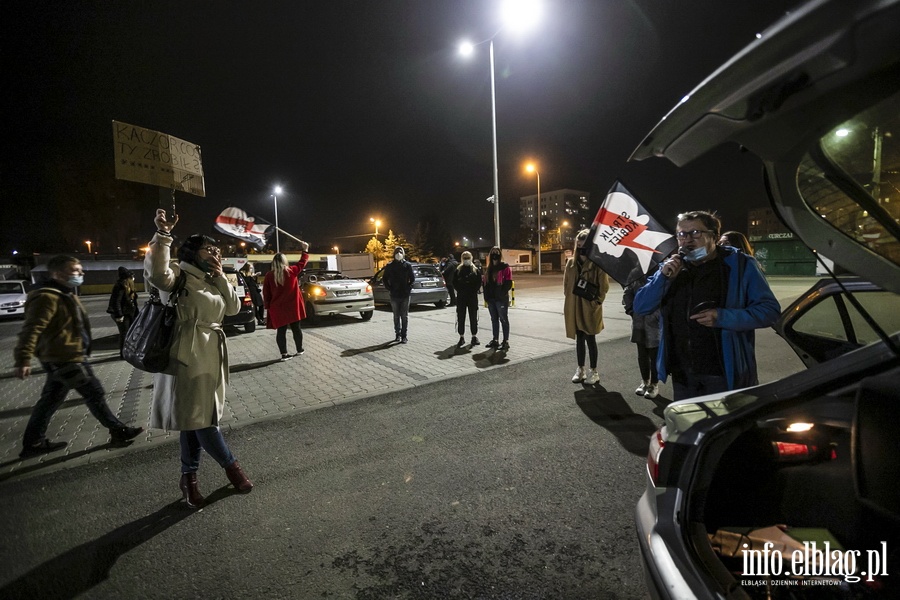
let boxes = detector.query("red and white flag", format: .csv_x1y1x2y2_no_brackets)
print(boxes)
214,207,273,250
585,180,677,286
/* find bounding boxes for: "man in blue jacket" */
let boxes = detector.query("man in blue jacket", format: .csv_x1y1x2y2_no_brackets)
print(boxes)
634,211,780,400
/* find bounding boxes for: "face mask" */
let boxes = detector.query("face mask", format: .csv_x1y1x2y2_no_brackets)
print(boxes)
196,259,213,273
394,252,403,260
683,246,709,263
490,254,500,261
68,275,84,287
463,259,473,267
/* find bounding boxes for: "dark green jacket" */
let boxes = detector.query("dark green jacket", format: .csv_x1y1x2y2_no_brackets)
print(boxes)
14,281,91,367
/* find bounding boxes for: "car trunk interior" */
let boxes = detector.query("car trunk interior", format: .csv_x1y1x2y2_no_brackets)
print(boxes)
688,368,900,597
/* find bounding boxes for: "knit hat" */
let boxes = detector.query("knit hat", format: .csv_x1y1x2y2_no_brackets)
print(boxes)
117,266,132,279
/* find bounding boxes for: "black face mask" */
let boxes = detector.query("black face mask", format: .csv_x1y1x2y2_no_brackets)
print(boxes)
490,254,500,261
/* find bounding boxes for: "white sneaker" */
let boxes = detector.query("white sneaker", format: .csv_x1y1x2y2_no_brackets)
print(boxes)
644,383,659,399
571,367,585,383
635,381,649,396
585,369,600,385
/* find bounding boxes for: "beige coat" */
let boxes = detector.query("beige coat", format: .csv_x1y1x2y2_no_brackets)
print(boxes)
145,234,241,431
563,256,610,339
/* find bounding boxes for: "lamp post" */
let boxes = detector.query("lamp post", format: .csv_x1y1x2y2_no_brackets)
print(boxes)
272,185,283,253
85,240,92,256
525,163,541,275
370,217,382,238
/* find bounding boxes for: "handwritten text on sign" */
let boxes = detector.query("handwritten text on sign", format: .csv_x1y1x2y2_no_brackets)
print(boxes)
112,120,206,197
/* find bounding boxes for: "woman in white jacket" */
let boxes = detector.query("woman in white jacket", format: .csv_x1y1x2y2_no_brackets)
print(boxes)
145,209,253,508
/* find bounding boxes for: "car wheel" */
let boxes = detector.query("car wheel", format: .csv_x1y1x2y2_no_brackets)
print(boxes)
244,320,256,333
305,303,318,324
361,310,373,321
435,300,446,308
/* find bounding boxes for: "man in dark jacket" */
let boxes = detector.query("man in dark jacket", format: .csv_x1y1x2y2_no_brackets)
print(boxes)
107,266,138,357
452,251,481,347
14,255,143,458
382,246,415,343
442,254,459,306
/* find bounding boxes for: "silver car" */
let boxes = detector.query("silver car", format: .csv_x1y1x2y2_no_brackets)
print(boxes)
631,1,900,597
300,269,374,323
0,280,28,318
370,263,450,308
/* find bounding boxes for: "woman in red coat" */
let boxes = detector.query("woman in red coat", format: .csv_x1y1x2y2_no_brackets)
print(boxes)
263,245,309,361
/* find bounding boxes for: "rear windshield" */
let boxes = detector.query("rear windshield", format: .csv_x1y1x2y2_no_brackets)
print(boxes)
414,266,441,278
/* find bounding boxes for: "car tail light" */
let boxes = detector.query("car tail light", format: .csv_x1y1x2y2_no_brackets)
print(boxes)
647,425,666,486
242,292,252,306
310,286,325,297
365,284,372,294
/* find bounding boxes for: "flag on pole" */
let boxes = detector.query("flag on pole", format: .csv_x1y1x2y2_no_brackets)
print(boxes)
584,180,677,286
214,207,274,250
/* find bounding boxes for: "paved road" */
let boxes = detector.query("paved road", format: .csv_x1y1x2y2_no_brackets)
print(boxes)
0,274,813,598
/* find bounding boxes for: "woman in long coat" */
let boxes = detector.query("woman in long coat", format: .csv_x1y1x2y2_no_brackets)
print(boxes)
145,209,253,508
563,229,610,385
263,248,310,361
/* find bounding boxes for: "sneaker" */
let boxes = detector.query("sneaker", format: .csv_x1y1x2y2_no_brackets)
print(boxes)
585,369,600,385
294,348,305,356
110,425,144,444
635,381,649,396
572,367,585,383
19,439,67,458
457,336,466,347
499,340,509,351
471,336,480,346
394,335,402,343
644,383,660,399
486,339,499,349
401,337,408,344
281,353,293,361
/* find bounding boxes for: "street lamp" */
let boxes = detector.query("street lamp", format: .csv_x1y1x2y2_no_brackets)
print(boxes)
85,240,92,255
557,220,570,249
272,185,283,253
525,163,541,275
370,217,382,238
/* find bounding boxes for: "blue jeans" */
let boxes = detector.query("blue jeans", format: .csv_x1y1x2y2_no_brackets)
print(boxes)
390,296,410,337
487,297,510,342
23,361,122,447
180,428,236,473
672,373,728,401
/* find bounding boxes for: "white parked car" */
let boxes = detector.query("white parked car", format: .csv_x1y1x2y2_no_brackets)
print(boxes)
0,280,28,318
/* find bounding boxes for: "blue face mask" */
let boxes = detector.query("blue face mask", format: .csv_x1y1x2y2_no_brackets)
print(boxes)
683,246,709,263
68,275,84,287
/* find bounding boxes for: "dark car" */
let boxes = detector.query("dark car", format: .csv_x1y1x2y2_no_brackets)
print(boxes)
630,1,900,598
370,263,450,308
222,267,256,333
300,269,375,323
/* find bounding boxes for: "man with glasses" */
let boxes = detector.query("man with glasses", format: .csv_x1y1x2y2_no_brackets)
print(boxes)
633,210,780,400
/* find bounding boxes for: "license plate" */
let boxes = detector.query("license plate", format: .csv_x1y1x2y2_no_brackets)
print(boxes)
335,289,356,297
421,281,437,288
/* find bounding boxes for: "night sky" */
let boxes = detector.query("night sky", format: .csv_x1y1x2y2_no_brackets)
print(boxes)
5,0,793,255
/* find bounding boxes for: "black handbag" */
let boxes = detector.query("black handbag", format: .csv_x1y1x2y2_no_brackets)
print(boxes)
122,272,186,373
572,261,600,302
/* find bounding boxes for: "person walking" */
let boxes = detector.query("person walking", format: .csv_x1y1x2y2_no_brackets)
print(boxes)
623,264,660,398
107,266,139,358
563,230,610,385
634,210,780,400
14,255,143,458
452,250,482,347
442,254,459,307
240,261,265,326
382,246,415,343
146,209,254,508
264,248,310,361
483,247,513,351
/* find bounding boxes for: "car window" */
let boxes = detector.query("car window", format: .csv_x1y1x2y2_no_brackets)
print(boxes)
0,282,24,294
791,290,900,345
797,92,900,268
415,266,440,278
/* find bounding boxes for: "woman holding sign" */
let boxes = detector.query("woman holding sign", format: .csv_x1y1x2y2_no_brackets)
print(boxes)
563,229,610,385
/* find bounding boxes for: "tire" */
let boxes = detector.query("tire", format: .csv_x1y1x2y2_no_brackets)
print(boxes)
361,310,373,321
305,303,318,324
435,300,446,308
244,320,256,333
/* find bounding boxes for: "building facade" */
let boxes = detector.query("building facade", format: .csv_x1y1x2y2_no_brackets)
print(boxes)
519,188,591,250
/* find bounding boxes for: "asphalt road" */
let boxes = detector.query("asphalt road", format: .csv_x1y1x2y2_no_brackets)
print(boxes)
0,275,810,599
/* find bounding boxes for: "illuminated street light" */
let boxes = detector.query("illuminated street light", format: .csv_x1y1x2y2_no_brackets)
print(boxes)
525,163,541,275
370,217,382,238
85,240,92,255
272,185,283,253
459,1,540,249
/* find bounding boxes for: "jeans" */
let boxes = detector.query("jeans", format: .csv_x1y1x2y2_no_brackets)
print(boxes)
276,321,303,354
390,296,410,337
23,361,123,447
456,296,479,336
180,427,236,473
575,330,598,369
486,297,510,341
672,373,728,401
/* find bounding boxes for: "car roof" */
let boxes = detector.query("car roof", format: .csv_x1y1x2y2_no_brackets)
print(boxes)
629,0,900,166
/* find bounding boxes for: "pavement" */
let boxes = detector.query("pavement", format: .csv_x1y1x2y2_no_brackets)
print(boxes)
0,273,819,483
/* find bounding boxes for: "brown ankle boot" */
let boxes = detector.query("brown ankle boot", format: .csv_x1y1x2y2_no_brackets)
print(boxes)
179,473,206,508
225,460,253,493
